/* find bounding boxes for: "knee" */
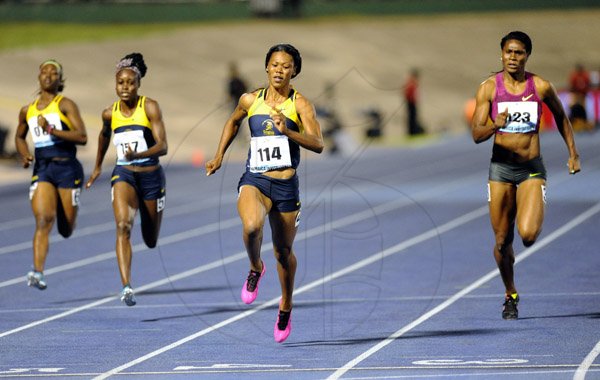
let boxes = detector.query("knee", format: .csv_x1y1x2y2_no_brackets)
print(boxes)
58,224,74,239
522,239,535,247
274,246,293,264
520,229,540,247
116,220,133,238
35,214,54,231
242,219,263,240
494,233,514,255
144,235,158,249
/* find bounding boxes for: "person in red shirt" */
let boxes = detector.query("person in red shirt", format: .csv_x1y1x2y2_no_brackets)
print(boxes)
403,69,424,135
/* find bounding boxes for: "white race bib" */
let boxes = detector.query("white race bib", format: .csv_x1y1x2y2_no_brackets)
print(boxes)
113,129,149,165
497,101,539,133
28,113,62,148
249,135,291,173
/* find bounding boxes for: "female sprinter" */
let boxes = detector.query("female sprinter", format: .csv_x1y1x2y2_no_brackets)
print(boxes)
86,53,168,306
206,44,324,342
15,59,87,290
471,31,580,319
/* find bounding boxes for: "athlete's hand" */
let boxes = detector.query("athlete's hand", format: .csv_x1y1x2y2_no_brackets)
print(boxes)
20,154,33,169
124,146,136,161
37,115,53,135
568,155,581,175
86,168,102,189
494,107,509,130
205,156,222,176
270,108,287,135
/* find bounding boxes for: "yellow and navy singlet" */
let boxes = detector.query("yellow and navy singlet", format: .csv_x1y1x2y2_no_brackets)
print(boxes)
246,88,303,173
111,96,158,166
26,94,76,160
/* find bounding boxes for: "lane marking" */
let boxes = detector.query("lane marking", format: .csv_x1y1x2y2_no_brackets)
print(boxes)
0,193,234,255
92,206,488,379
574,339,600,380
0,173,477,337
0,171,481,289
326,202,600,380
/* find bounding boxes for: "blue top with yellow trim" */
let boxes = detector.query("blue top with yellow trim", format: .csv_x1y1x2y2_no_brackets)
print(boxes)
246,88,303,172
111,96,158,167
26,94,77,160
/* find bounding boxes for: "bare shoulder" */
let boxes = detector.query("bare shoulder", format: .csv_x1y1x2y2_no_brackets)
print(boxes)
58,95,80,111
532,74,553,97
239,90,258,110
293,90,313,108
143,96,160,109
480,75,496,90
101,106,113,121
475,75,496,99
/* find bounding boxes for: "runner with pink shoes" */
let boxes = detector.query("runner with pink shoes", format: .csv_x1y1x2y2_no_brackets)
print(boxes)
206,44,323,343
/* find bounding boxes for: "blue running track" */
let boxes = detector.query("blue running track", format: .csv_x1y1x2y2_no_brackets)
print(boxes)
1,131,599,379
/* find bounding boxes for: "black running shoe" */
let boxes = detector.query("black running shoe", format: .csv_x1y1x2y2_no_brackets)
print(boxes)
502,294,519,320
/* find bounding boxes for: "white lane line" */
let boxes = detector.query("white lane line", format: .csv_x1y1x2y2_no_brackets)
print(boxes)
0,171,480,289
574,340,600,380
0,178,461,337
0,216,240,289
92,206,488,379
0,193,234,256
326,202,600,380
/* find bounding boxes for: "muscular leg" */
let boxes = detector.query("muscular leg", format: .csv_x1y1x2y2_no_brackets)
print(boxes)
30,182,57,272
488,181,518,296
237,186,270,273
139,198,163,249
269,209,299,312
516,179,545,247
112,182,139,287
56,187,79,238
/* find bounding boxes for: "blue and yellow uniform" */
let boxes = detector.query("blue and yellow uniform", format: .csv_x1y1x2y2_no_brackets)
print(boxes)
110,96,165,203
238,88,302,213
26,95,83,193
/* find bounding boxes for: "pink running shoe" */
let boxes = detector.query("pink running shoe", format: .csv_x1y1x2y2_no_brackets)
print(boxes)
240,261,265,305
274,308,292,343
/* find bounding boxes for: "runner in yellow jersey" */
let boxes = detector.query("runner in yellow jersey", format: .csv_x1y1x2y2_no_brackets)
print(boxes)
15,59,88,290
86,53,168,306
206,44,324,342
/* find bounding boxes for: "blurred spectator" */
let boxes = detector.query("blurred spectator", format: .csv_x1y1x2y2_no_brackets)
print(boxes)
403,68,425,136
590,66,600,90
227,61,248,111
316,82,356,156
569,63,591,97
0,124,9,158
364,108,383,138
568,63,592,131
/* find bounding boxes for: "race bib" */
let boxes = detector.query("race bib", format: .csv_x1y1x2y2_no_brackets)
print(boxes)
249,135,291,173
497,101,539,134
28,113,62,148
113,129,149,165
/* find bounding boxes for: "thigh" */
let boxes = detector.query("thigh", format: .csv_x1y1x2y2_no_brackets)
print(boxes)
56,187,80,225
269,209,299,250
488,181,517,234
237,185,271,228
112,181,139,222
516,179,545,228
31,181,58,218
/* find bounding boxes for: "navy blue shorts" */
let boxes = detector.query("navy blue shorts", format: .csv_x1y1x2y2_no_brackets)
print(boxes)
489,156,547,185
237,171,300,212
32,158,84,188
111,165,166,201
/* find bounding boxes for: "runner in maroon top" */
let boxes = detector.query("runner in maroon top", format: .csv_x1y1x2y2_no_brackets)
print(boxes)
471,31,580,320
